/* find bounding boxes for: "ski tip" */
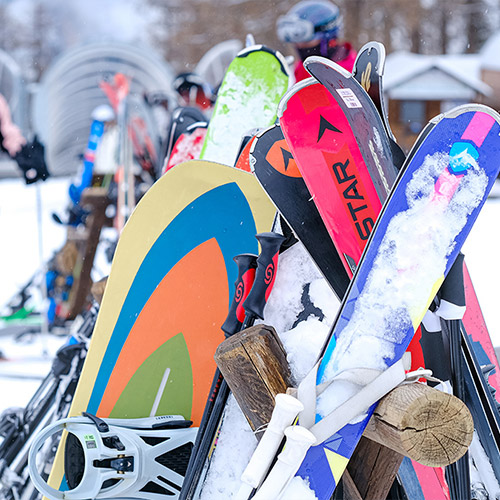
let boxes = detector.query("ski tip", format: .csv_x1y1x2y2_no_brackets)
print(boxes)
441,103,500,124
304,55,352,79
277,77,318,118
236,44,291,79
354,41,386,73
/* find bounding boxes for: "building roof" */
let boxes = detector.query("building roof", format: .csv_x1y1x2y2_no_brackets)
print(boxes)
384,51,492,100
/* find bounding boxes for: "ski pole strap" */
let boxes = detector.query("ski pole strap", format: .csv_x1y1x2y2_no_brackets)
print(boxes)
298,353,412,444
238,394,304,494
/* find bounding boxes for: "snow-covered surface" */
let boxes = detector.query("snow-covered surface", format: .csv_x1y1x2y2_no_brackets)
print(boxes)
0,175,114,413
0,177,68,412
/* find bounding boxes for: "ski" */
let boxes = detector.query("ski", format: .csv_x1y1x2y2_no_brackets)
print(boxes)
250,123,350,299
68,118,106,207
162,106,208,174
163,122,208,174
279,77,396,275
199,44,290,166
352,41,393,141
352,41,406,169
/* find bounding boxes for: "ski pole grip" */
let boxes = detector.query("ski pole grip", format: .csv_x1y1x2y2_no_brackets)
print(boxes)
221,254,258,337
252,425,316,500
242,232,286,321
238,394,303,494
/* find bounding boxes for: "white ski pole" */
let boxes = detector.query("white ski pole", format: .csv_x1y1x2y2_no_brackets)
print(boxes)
236,393,304,499
252,425,316,500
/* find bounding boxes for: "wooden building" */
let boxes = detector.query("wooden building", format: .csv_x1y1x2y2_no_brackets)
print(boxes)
385,50,494,152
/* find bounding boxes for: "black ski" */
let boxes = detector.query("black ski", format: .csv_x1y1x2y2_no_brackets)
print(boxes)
250,124,350,300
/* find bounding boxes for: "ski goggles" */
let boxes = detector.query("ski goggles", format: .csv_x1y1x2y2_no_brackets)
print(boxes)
277,16,316,43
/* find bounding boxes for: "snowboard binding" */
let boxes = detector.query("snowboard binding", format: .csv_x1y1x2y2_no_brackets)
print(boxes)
29,413,197,499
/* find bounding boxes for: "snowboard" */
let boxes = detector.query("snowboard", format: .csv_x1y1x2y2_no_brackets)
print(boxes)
45,160,276,494
199,45,289,166
250,123,349,299
285,104,500,500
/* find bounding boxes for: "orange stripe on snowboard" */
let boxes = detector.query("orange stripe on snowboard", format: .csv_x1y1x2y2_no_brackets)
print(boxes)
97,238,228,425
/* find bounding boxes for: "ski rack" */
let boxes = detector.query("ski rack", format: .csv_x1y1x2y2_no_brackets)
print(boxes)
28,414,197,500
209,324,474,500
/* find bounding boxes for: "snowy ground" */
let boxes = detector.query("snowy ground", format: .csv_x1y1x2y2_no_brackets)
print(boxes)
0,176,499,414
0,175,114,413
0,176,68,411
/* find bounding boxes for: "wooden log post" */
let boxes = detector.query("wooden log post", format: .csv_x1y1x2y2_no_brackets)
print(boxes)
365,382,473,467
342,382,473,500
215,324,294,435
215,324,474,498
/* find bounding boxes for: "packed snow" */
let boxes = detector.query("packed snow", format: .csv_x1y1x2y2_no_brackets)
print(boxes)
0,175,113,411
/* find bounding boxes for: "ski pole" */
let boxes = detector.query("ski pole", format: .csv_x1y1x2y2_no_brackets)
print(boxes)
180,231,286,500
235,393,304,499
437,253,471,500
180,253,258,495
